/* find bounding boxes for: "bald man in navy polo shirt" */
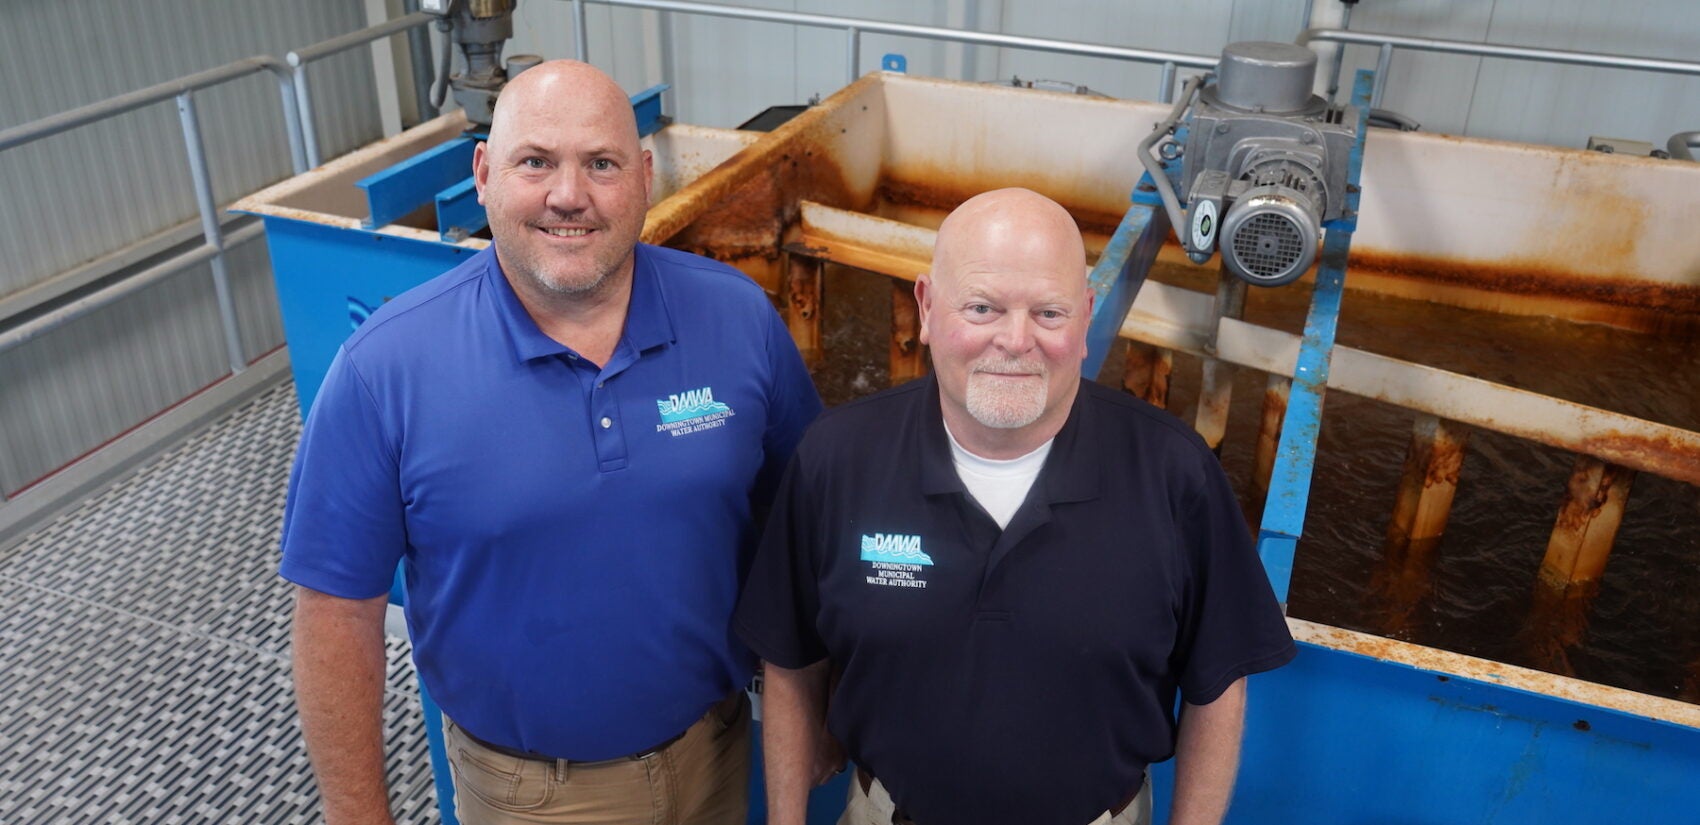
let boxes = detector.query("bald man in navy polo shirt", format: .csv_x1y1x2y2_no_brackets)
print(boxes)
281,61,820,825
736,188,1294,825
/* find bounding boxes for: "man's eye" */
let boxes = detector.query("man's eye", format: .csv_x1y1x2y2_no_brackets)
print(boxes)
968,304,992,315
522,157,547,169
1039,309,1062,320
590,158,614,171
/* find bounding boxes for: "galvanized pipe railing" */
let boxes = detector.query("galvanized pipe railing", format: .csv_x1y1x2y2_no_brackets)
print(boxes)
0,56,306,172
1298,28,1700,108
288,11,436,169
565,0,1216,102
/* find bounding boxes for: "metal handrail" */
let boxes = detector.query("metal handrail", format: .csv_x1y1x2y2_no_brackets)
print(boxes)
0,56,307,172
567,0,1216,103
287,11,436,168
1299,28,1700,109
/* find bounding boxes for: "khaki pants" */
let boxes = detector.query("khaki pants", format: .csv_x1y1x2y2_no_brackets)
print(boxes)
446,696,750,825
837,771,1151,825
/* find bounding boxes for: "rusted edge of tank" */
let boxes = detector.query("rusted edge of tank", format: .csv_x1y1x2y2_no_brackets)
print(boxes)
1290,618,1700,730
1346,249,1700,333
641,74,883,247
794,201,933,281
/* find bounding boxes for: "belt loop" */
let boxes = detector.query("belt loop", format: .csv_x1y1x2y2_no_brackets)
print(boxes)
553,757,568,784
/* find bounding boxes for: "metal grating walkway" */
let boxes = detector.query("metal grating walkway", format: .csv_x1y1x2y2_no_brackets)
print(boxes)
0,380,438,824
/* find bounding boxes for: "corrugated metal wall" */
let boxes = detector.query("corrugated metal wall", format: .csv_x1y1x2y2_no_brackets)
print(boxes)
0,1,385,495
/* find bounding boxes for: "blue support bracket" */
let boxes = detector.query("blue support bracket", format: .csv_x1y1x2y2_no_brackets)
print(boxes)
356,136,479,230
435,177,485,243
630,83,670,138
1255,69,1375,603
1081,192,1168,380
1080,130,1185,381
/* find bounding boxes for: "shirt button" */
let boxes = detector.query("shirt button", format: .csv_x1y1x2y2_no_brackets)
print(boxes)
599,416,612,429
596,381,604,388
567,353,578,360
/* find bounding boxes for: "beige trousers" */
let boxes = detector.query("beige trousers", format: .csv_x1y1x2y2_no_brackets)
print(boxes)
836,772,1152,825
445,696,750,825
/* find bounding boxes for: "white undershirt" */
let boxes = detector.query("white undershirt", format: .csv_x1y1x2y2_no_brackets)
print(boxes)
942,421,1053,529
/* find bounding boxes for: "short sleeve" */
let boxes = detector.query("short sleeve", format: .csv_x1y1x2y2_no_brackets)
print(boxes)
1171,448,1297,703
278,346,407,599
734,452,829,669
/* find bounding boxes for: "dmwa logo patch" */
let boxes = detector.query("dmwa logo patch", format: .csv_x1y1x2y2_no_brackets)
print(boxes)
860,532,933,590
655,386,735,437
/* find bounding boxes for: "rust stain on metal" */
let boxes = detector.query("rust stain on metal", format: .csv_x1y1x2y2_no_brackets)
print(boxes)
1346,249,1700,334
890,279,927,386
1253,376,1290,495
644,75,879,252
1289,618,1700,730
782,254,823,366
875,176,1129,241
1123,343,1173,409
1540,456,1635,591
1576,429,1700,487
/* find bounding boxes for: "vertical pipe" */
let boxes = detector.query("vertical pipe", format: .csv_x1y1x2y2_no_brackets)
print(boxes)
1253,374,1292,500
846,27,861,85
403,0,440,122
1539,457,1635,595
658,9,677,114
574,0,590,63
1370,415,1469,636
890,278,926,386
1121,342,1172,409
1158,61,1177,104
272,73,309,175
176,92,247,375
1194,273,1248,451
294,64,322,169
783,254,823,367
1371,42,1393,109
1326,2,1354,104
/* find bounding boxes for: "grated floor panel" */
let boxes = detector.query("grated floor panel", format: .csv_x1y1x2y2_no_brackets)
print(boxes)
0,381,438,824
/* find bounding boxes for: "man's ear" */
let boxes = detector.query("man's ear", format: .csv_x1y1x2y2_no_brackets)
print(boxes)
914,274,933,346
473,142,490,205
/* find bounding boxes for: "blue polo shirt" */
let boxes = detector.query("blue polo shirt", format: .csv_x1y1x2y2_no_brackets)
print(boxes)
735,376,1294,825
280,244,821,760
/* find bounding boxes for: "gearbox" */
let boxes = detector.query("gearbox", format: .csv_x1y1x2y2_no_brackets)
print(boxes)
1142,42,1360,286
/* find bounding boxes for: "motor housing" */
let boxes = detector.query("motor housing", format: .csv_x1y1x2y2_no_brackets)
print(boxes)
1178,42,1358,286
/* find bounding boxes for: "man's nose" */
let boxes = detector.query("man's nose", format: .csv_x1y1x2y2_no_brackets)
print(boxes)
545,167,592,213
994,314,1034,354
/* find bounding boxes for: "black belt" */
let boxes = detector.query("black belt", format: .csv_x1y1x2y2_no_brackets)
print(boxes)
457,692,741,764
856,767,1142,824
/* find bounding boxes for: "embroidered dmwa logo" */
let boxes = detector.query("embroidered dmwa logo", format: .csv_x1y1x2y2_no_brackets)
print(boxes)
859,533,934,566
655,386,736,437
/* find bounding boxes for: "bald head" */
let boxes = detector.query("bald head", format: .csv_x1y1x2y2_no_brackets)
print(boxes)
931,188,1087,293
487,60,641,159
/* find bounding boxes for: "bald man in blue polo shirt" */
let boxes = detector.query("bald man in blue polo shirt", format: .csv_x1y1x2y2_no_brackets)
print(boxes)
281,61,820,825
737,189,1294,825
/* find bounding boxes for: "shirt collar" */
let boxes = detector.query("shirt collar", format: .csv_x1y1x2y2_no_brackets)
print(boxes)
486,243,678,364
916,374,1100,504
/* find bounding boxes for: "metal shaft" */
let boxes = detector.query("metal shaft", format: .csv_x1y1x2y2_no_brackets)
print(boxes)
176,92,248,375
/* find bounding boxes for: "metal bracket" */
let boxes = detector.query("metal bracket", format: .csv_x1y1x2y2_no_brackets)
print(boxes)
1255,69,1375,603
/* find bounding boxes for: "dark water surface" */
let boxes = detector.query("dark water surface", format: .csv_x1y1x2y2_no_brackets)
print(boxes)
808,259,1700,703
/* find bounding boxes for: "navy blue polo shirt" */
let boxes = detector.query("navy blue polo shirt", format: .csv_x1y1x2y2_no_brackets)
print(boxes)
280,244,821,760
735,376,1294,825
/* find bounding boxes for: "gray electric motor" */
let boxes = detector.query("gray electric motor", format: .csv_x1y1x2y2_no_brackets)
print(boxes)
1154,42,1360,286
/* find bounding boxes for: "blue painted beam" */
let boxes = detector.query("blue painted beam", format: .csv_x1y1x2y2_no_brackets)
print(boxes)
1255,69,1374,603
435,177,485,243
356,136,479,230
630,83,670,138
